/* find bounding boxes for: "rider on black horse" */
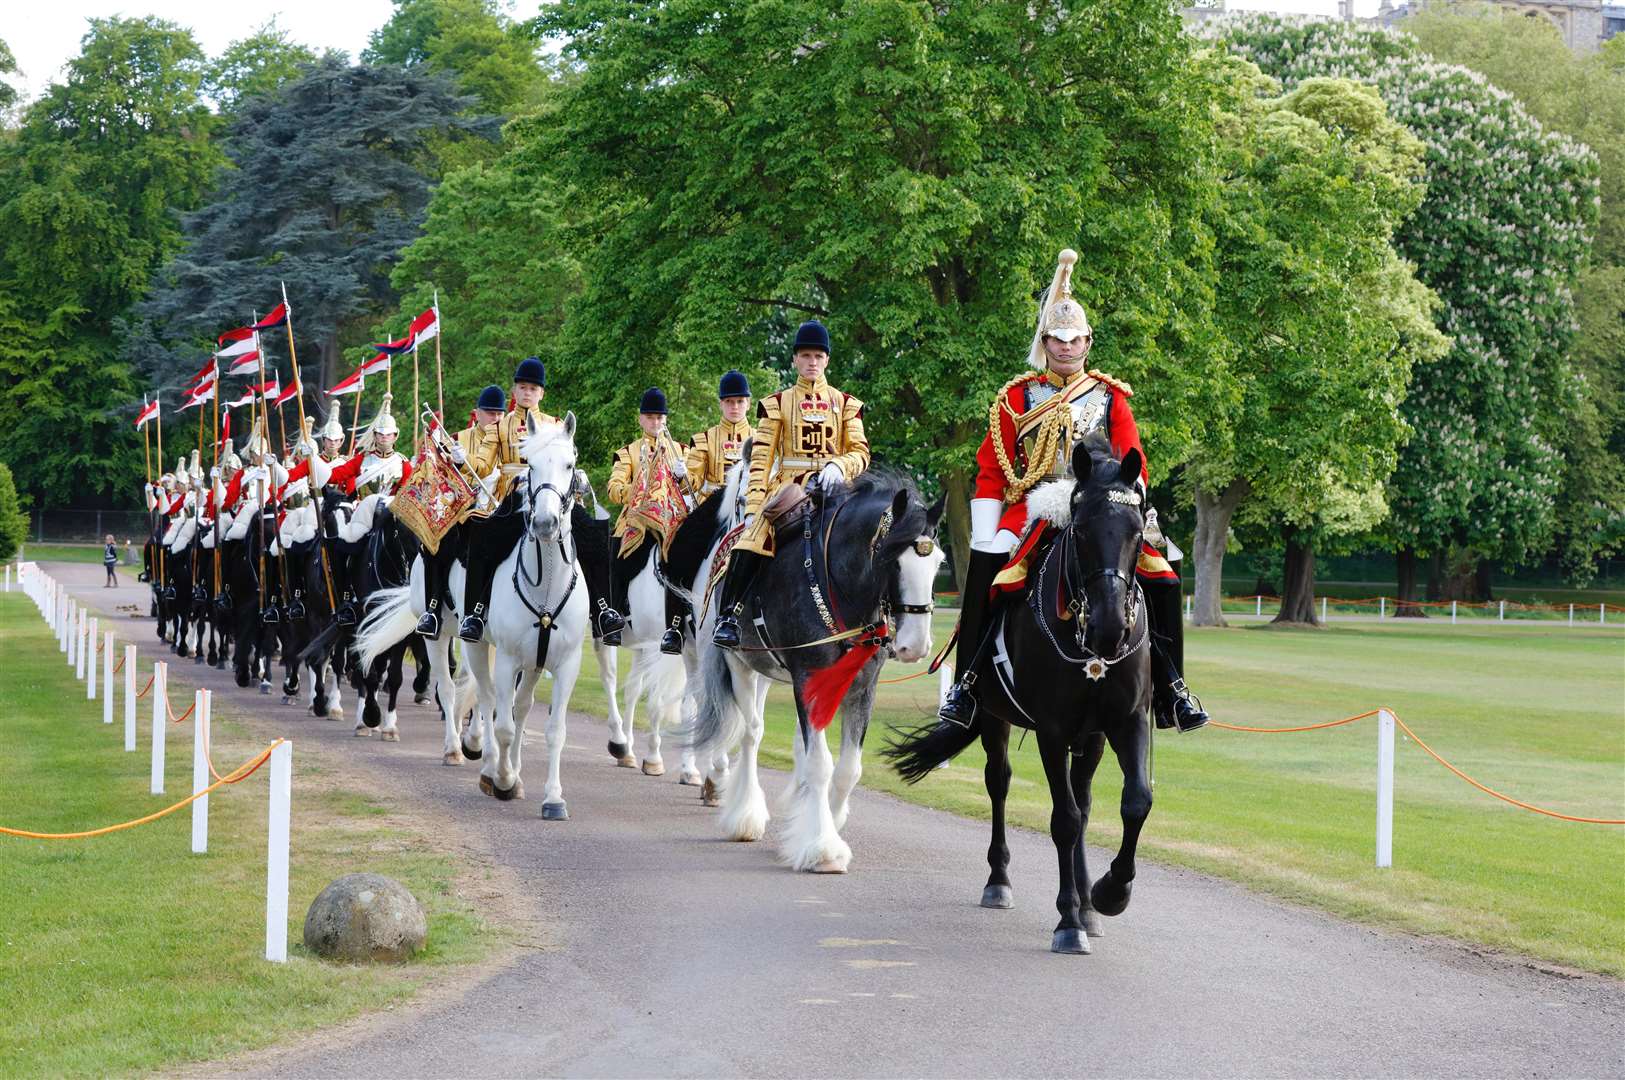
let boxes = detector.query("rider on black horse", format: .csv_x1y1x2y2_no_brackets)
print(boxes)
937,248,1209,734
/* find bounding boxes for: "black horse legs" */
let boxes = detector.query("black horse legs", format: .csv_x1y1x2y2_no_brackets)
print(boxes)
1092,717,1153,918
1071,734,1107,937
981,719,1014,909
1037,735,1089,954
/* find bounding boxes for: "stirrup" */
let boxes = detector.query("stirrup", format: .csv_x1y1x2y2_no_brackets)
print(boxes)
1171,678,1209,733
458,614,485,643
288,600,307,620
595,600,626,637
660,627,683,655
416,611,441,639
712,613,742,649
336,604,357,627
937,679,977,729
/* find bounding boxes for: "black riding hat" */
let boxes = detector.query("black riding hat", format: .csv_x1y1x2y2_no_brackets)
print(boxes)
476,385,506,412
718,370,751,399
792,320,831,355
514,356,546,387
639,386,668,415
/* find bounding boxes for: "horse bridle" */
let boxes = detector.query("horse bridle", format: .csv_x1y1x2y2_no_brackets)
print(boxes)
1030,510,1147,681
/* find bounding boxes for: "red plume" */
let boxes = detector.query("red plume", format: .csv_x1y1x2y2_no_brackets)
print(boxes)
802,643,881,731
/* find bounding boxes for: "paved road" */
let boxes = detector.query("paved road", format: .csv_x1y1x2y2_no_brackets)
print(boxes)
48,564,1625,1078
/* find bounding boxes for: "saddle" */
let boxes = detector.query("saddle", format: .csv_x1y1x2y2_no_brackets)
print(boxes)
762,482,812,530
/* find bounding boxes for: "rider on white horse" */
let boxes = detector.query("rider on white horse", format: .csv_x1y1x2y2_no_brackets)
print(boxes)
607,386,691,656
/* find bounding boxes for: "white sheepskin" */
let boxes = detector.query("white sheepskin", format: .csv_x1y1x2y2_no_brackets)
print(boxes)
1026,478,1076,527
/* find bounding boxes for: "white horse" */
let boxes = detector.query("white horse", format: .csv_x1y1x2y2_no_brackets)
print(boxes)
688,471,944,872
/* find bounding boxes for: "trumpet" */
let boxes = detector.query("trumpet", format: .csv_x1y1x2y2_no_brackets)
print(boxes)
420,403,496,510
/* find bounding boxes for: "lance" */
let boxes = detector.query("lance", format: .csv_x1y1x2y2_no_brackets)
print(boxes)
434,288,444,417
412,339,420,459
212,371,221,594
349,374,365,458
192,402,203,585
281,281,336,613
142,395,154,587
155,396,165,593
267,369,294,618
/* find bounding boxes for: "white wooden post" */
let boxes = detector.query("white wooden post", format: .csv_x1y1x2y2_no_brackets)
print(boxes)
87,617,98,699
102,632,114,724
1498,600,1505,622
191,689,209,854
1255,595,1262,616
1376,709,1395,868
1602,603,1607,625
61,598,71,655
151,661,167,795
124,645,138,750
1451,600,1457,624
1569,603,1574,626
1378,596,1386,620
266,741,293,963
4,563,9,590
1321,596,1328,622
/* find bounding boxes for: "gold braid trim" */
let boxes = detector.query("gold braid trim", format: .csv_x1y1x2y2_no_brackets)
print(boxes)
988,372,1067,505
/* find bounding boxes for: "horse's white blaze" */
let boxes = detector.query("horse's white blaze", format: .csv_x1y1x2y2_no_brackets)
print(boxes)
891,542,945,664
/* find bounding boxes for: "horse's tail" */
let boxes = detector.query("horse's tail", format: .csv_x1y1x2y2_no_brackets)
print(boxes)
882,718,980,785
354,585,414,669
686,644,741,756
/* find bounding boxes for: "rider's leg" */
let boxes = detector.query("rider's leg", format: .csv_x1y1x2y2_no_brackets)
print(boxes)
660,566,690,655
1143,569,1207,733
417,545,450,638
711,550,767,649
937,548,1009,728
571,505,625,644
458,495,526,643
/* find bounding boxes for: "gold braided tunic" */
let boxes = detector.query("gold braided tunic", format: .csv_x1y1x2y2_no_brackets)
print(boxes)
736,377,869,557
683,418,752,497
607,432,688,557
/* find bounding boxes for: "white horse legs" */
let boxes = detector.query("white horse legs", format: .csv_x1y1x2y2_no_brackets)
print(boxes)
829,724,864,833
596,640,635,767
718,671,770,842
539,647,581,819
780,718,852,874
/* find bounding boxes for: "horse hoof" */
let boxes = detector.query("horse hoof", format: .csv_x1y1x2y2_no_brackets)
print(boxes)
280,696,292,706
414,693,430,706
1090,872,1132,918
259,683,271,695
381,730,399,742
617,755,636,769
442,750,463,766
700,778,720,807
1051,928,1091,955
460,741,482,761
326,709,343,721
641,759,664,777
478,774,494,797
194,654,204,665
607,740,629,763
353,726,372,738
812,859,848,875
1083,910,1105,938
678,769,702,787
363,712,381,729
981,884,1014,909
491,780,519,802
541,801,568,821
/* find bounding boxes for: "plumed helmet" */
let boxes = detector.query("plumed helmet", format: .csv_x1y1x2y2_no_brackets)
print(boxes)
514,356,546,387
718,370,751,400
371,393,400,438
476,384,507,412
639,386,668,415
220,438,242,472
319,411,346,443
1028,248,1092,371
791,320,831,355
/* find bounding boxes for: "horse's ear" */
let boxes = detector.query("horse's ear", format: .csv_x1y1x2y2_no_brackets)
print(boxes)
526,412,538,437
891,489,910,523
1118,448,1142,490
925,493,946,530
563,411,577,439
1071,441,1094,487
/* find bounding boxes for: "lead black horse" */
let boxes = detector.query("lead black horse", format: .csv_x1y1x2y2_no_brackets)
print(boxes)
886,437,1153,954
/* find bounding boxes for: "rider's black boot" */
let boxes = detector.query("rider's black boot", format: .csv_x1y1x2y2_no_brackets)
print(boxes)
336,589,358,627
712,550,766,649
573,509,624,644
660,581,689,655
938,549,1007,728
416,552,447,639
1145,575,1208,733
288,589,307,621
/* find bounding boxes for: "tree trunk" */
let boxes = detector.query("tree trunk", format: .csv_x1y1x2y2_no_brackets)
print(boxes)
941,469,974,596
1273,528,1319,626
1437,545,1490,601
1475,558,1495,602
1395,546,1427,617
1192,479,1248,627
1425,549,1443,601
318,332,340,402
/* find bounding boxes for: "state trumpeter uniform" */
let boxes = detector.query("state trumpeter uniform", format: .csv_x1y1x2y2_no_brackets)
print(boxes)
713,321,869,648
683,417,751,497
938,248,1207,733
607,387,692,654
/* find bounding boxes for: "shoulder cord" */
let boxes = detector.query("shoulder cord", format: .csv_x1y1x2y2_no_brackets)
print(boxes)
989,374,1066,505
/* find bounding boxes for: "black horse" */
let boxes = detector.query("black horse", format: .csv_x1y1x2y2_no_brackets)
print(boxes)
347,499,429,737
886,437,1153,954
690,467,945,871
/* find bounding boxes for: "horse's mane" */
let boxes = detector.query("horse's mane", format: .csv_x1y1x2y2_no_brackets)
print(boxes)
833,463,930,559
664,486,728,589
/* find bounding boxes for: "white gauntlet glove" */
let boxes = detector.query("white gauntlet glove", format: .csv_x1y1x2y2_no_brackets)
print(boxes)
817,463,845,489
671,458,688,480
448,443,467,466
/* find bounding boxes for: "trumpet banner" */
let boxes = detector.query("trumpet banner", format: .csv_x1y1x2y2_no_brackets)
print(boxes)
393,440,476,556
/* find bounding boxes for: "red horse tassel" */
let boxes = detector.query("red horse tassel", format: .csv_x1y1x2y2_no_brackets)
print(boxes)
802,641,883,731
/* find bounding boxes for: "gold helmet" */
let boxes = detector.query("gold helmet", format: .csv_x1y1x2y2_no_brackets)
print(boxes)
364,392,400,448
1027,248,1092,371
188,449,202,487
319,410,346,444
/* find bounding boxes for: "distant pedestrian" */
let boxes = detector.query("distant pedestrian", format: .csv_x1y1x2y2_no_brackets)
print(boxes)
123,539,134,565
103,534,118,587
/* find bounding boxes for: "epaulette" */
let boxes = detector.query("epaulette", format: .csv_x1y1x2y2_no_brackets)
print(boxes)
995,371,1045,417
1088,369,1132,397
758,393,784,421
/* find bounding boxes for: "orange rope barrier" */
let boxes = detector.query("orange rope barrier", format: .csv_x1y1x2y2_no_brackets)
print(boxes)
168,698,195,725
134,673,156,699
112,654,126,675
1210,709,1625,825
0,740,285,840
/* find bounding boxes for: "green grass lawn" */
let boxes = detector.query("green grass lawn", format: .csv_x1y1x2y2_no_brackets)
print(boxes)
13,544,112,565
0,593,489,1077
571,614,1625,976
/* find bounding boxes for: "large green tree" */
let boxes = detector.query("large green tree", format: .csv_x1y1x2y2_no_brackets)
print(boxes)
1185,60,1445,626
135,57,494,413
204,20,320,110
1402,3,1625,582
365,0,553,115
0,37,18,112
1205,16,1600,601
524,0,1224,581
0,18,223,504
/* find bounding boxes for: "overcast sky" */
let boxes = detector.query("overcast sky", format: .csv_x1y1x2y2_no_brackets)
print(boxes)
2,1,1388,106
